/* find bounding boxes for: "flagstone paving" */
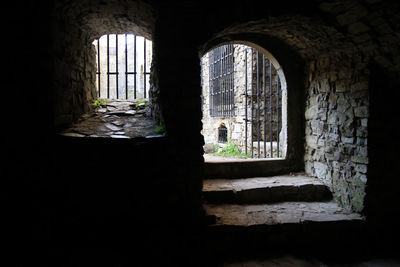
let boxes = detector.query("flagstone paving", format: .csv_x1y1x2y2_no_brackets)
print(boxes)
58,99,163,139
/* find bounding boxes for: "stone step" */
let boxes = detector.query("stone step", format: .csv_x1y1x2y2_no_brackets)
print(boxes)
204,201,363,227
203,175,332,204
203,201,365,255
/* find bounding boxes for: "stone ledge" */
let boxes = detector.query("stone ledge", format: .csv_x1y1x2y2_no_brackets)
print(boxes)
203,175,332,204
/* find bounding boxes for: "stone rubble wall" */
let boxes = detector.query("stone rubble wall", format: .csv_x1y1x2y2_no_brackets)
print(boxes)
304,53,369,213
304,0,400,213
53,6,98,128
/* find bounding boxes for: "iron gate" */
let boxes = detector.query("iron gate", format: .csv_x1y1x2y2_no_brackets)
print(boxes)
244,48,283,158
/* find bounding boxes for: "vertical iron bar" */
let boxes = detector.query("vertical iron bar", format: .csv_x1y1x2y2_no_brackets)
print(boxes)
224,46,227,117
229,45,235,116
116,34,119,99
220,46,225,116
144,38,147,99
134,35,137,99
219,46,222,116
220,47,222,116
209,52,212,116
97,38,101,98
212,49,214,116
269,60,273,158
228,45,231,116
263,54,266,158
213,49,216,116
251,48,254,158
107,34,110,99
257,50,260,158
244,49,248,157
125,34,128,99
276,77,280,157
209,51,213,116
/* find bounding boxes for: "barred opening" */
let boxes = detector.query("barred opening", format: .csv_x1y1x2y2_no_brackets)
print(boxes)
92,34,152,100
209,44,235,117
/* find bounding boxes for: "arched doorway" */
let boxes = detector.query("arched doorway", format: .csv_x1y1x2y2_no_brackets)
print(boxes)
201,43,287,160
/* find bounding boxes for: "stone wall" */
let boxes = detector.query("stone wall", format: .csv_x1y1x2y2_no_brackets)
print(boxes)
304,53,369,212
53,3,98,128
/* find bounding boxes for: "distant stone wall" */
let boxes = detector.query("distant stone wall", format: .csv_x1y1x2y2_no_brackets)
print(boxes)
202,45,248,153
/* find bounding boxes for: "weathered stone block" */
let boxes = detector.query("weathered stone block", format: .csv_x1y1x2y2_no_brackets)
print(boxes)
306,135,319,149
354,106,369,117
352,33,371,43
355,164,367,174
356,146,368,157
341,136,354,144
351,81,368,92
348,22,369,34
356,126,368,137
314,161,328,178
336,5,369,26
351,155,369,164
305,106,318,120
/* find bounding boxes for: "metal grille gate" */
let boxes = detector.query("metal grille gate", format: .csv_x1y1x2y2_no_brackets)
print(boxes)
93,34,151,100
209,44,234,117
244,48,282,158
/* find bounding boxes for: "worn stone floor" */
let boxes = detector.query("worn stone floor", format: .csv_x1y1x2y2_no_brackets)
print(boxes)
59,99,163,139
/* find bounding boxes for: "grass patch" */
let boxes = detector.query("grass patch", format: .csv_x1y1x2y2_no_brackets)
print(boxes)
214,140,248,159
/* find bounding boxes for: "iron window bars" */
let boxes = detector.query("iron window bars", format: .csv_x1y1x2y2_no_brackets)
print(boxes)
209,44,235,117
94,34,151,100
218,126,228,143
245,48,282,158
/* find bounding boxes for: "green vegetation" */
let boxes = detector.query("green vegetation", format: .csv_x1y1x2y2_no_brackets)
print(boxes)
135,99,148,109
333,194,342,202
214,140,248,158
93,98,107,109
155,122,165,133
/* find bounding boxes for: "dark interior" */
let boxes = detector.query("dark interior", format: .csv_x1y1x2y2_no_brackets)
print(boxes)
4,0,400,265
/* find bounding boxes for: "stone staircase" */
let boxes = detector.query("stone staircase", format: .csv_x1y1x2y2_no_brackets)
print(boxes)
202,172,365,256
